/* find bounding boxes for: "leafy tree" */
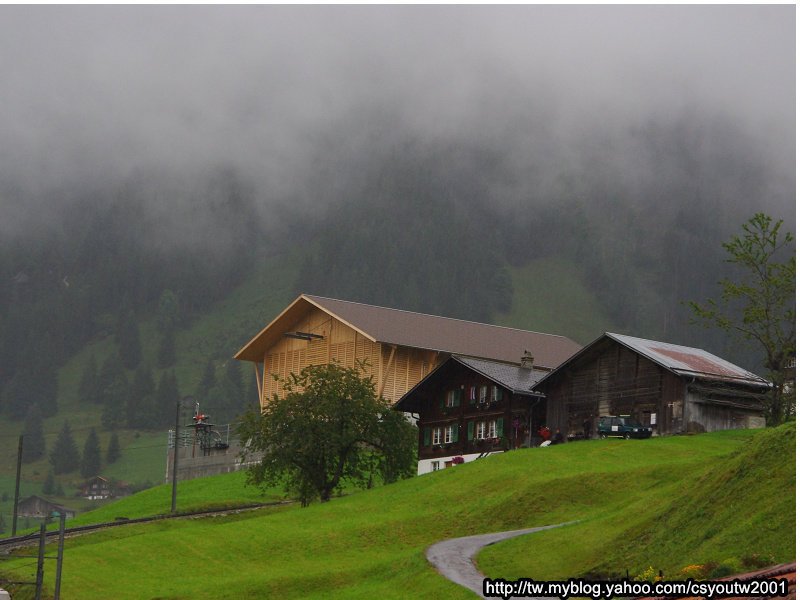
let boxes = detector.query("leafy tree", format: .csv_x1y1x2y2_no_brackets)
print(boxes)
21,404,46,463
689,213,795,424
106,432,121,464
50,421,80,474
81,427,102,478
42,470,56,495
237,362,417,506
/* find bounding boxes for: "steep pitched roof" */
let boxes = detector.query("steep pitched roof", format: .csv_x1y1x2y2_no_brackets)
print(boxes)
393,355,546,412
235,294,582,369
453,356,548,395
534,332,771,389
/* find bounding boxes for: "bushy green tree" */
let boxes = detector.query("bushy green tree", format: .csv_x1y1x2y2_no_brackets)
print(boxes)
50,421,80,474
237,362,417,506
98,352,129,430
690,213,795,424
81,427,102,478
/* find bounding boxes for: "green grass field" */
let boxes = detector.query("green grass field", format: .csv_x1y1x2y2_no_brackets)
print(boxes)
2,425,793,599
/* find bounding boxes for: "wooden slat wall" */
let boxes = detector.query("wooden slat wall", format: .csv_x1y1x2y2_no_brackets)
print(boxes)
258,306,442,407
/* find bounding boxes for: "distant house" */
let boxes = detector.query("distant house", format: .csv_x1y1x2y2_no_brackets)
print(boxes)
17,495,76,519
81,476,131,500
394,353,549,475
533,333,770,436
235,294,581,408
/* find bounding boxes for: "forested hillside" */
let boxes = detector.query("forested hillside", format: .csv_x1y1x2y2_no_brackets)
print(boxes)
0,111,793,432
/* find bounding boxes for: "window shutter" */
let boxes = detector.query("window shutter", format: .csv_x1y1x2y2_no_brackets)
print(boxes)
496,418,504,438
423,427,431,446
469,386,476,404
439,396,445,409
454,389,461,407
452,424,459,443
467,421,474,440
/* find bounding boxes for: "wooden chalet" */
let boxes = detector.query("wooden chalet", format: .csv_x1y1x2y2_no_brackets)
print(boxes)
394,353,550,474
534,333,771,437
235,294,581,408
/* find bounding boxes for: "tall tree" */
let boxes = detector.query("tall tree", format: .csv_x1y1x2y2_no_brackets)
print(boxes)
156,327,176,369
237,362,417,506
81,428,102,478
50,421,80,474
689,213,795,424
21,404,46,463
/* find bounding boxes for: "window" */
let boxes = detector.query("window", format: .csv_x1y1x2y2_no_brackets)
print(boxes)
487,419,497,438
468,386,476,403
476,421,486,440
432,427,442,445
431,461,441,472
444,424,453,444
446,389,462,407
491,386,502,403
478,385,488,403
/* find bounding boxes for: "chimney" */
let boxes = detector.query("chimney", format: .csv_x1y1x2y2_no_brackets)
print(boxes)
520,350,534,369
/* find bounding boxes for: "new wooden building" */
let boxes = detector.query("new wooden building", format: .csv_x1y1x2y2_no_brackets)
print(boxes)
534,333,770,436
394,353,550,474
235,294,581,408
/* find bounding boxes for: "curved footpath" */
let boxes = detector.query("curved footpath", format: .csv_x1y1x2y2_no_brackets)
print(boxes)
426,522,575,599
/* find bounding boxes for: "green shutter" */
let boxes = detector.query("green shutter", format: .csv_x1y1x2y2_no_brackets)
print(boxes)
469,386,476,404
496,418,504,438
439,396,445,409
454,389,461,407
467,421,474,440
423,427,431,446
452,424,459,443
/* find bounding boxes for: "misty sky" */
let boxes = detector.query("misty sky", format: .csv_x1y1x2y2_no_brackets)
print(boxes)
0,5,794,222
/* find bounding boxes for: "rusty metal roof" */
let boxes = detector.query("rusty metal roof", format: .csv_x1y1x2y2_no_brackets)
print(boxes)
235,294,582,369
608,333,771,386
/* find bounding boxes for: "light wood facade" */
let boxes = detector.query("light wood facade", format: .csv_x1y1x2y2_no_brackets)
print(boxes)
258,306,440,406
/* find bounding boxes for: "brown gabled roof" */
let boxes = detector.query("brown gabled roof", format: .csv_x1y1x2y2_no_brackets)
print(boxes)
235,294,581,369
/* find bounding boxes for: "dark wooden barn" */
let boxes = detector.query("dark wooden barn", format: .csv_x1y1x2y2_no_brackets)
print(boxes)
534,333,770,437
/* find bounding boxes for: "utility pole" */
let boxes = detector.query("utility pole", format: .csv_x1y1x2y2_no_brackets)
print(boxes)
12,434,23,536
34,522,46,600
171,399,180,513
54,510,67,600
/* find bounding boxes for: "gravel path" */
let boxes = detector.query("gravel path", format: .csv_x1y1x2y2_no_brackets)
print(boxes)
426,522,574,598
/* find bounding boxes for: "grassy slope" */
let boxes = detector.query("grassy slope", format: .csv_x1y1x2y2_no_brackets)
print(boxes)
478,423,796,579
0,252,299,523
2,426,793,599
495,258,618,345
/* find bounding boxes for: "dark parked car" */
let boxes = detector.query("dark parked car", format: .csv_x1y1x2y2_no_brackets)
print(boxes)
597,416,652,439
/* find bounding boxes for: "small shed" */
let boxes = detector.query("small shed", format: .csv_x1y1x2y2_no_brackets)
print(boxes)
534,333,770,436
17,495,76,519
